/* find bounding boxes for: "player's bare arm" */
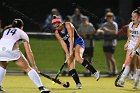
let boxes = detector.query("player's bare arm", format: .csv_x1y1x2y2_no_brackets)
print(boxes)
124,31,131,51
55,31,69,57
65,22,74,56
134,34,140,51
23,41,39,72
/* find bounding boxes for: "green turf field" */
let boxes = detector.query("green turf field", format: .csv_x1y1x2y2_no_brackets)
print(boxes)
7,39,126,73
2,75,140,93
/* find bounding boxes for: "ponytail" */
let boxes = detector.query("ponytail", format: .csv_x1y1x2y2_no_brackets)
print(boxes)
12,19,24,28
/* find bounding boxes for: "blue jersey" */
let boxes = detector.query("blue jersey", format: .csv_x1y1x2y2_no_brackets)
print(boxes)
57,23,84,48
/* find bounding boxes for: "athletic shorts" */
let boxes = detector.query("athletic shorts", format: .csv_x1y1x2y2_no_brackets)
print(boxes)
74,37,85,48
128,40,140,55
103,46,116,54
67,37,85,49
128,40,136,50
0,49,21,61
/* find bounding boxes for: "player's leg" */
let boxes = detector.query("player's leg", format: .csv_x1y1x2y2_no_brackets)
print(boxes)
133,56,140,89
75,44,100,81
67,54,82,89
15,54,50,93
0,62,8,92
84,55,92,76
128,57,136,80
83,47,93,76
117,50,133,87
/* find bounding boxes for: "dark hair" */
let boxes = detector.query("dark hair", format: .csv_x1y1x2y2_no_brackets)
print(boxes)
133,9,140,16
64,16,71,22
12,19,24,28
52,15,60,19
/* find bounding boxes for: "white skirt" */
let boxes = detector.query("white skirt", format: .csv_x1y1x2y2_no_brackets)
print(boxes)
0,49,21,61
128,40,136,50
128,40,140,55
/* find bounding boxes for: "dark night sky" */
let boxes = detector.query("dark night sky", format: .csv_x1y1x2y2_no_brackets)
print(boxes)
0,0,140,30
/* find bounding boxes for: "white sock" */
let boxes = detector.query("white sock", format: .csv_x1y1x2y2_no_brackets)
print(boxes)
134,69,140,82
27,69,43,87
120,66,130,81
0,67,6,86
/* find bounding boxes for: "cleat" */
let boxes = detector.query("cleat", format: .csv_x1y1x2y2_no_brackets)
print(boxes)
133,81,139,89
117,80,124,87
93,71,100,81
39,86,50,93
0,86,5,93
76,83,82,89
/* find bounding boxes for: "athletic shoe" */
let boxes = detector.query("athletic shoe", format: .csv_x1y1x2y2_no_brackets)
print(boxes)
39,86,50,93
76,83,82,89
133,81,139,89
0,86,5,93
117,79,125,87
93,71,100,81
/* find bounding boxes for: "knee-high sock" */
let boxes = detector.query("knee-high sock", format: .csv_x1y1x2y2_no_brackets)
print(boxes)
27,69,43,87
0,67,6,86
69,69,80,84
135,69,140,82
120,66,130,81
81,59,97,74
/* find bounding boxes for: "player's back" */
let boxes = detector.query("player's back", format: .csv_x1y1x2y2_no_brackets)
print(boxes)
0,27,28,51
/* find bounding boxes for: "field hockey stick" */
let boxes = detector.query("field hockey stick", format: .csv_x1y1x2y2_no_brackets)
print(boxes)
115,54,132,87
39,72,70,88
54,57,69,81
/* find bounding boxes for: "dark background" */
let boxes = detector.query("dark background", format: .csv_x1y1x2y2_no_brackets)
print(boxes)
0,0,140,31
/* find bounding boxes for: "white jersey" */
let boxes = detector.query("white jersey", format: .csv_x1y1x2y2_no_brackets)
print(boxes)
129,22,140,44
0,27,29,61
128,22,140,53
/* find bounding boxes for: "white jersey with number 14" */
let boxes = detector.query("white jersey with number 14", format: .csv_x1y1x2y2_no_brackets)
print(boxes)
0,27,29,61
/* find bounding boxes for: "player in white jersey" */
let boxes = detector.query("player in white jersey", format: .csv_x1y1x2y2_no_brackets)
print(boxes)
117,9,140,89
0,19,50,93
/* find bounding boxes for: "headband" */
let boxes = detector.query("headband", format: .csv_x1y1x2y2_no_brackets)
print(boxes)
52,18,61,23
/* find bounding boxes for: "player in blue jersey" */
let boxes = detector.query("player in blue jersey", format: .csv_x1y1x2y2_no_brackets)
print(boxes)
52,15,100,89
